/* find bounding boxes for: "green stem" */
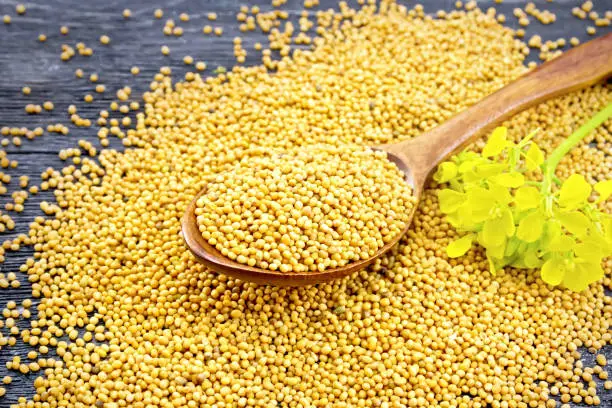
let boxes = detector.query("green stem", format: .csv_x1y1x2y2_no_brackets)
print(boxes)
544,102,612,189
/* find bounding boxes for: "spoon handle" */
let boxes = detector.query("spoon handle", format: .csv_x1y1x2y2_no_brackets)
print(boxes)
400,32,612,186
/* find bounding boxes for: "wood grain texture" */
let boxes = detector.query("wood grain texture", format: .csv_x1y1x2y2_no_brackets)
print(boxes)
0,0,610,406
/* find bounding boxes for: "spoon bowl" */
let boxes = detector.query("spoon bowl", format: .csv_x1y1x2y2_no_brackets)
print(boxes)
182,33,612,286
181,155,421,286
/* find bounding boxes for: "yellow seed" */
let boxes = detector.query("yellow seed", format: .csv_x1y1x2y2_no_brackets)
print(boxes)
38,34,47,42
596,354,606,366
60,25,69,35
16,4,26,14
161,45,170,55
122,9,131,19
183,55,194,65
22,86,31,95
3,15,11,24
581,1,593,12
154,8,163,19
100,35,110,44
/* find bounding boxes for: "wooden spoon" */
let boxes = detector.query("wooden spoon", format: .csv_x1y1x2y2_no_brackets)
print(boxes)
182,33,612,286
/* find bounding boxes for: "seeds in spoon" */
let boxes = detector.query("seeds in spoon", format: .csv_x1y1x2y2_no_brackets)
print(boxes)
195,145,416,272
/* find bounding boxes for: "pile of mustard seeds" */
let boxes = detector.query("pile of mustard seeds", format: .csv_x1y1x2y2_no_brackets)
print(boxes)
195,145,415,273
0,1,610,407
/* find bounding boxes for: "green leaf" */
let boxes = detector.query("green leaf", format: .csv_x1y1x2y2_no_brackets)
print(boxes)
563,259,603,292
558,174,591,209
594,180,612,203
491,172,525,188
517,210,544,243
541,258,566,286
556,211,590,238
438,189,466,214
482,126,508,158
514,186,541,211
525,143,544,171
434,162,458,184
446,234,475,258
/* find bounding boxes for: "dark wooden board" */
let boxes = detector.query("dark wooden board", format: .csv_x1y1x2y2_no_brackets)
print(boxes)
0,0,610,406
